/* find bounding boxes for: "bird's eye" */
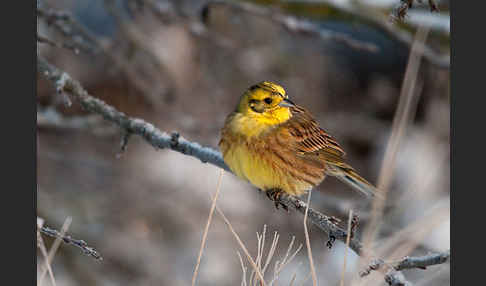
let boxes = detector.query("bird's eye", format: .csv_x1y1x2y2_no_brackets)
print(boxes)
264,98,273,104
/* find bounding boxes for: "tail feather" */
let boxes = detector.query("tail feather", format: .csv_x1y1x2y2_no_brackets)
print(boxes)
328,164,382,199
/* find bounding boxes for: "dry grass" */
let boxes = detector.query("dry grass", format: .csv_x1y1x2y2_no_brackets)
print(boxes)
303,190,317,286
214,202,267,285
351,26,449,286
355,28,431,285
236,225,304,286
360,202,448,286
340,209,354,286
191,169,224,286
361,26,430,256
37,218,56,286
38,216,72,285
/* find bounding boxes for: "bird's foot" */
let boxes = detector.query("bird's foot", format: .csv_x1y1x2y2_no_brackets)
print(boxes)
329,216,341,225
266,188,289,212
350,214,359,239
326,234,336,249
326,213,360,249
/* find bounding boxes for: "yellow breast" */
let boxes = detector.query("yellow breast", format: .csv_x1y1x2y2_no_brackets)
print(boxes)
220,118,316,196
223,142,312,195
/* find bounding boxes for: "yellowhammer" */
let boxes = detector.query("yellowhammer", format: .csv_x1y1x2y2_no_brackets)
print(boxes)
219,81,379,209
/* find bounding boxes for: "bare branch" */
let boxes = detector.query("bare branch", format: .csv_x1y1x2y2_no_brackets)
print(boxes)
278,194,365,256
37,106,117,135
360,250,450,279
37,6,99,54
38,4,173,105
384,270,412,286
37,34,80,54
38,217,72,285
38,224,102,260
204,0,448,69
204,1,379,53
38,57,227,170
359,250,451,285
394,250,450,271
357,258,414,286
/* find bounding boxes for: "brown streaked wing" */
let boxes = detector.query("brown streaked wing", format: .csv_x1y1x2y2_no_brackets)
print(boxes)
282,105,346,162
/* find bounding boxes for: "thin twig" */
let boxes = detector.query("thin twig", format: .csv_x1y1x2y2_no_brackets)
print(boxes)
303,190,317,286
279,193,364,256
37,219,57,286
39,225,102,260
205,0,448,69
237,251,248,286
268,236,302,286
191,169,224,286
205,0,378,53
359,203,447,286
361,26,429,264
38,4,172,105
37,34,80,54
38,217,72,285
359,26,429,286
214,204,267,286
340,210,354,286
37,7,98,54
367,25,428,244
37,106,117,135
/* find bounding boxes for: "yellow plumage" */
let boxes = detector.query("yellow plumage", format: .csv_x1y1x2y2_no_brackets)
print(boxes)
219,81,378,205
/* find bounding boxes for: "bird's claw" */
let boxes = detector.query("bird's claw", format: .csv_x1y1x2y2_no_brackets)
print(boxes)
266,189,289,212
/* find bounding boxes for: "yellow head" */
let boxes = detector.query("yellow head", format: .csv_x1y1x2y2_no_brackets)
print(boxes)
235,81,295,126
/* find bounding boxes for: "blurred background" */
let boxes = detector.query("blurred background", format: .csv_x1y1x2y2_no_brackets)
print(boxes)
37,0,450,285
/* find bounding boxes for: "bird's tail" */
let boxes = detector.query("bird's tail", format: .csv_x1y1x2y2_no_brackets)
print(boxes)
327,164,382,199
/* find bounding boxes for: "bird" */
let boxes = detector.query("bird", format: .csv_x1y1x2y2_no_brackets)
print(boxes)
219,81,379,209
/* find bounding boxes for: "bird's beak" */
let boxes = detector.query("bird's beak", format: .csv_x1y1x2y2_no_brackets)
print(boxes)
278,98,296,108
